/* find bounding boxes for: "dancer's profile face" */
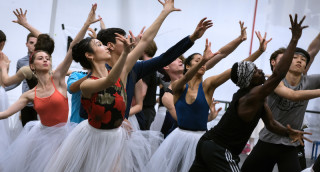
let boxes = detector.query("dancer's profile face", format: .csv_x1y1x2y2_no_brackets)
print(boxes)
251,66,266,86
168,58,184,72
91,39,111,61
188,54,206,75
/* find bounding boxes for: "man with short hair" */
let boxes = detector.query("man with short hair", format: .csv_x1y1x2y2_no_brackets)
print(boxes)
242,33,320,171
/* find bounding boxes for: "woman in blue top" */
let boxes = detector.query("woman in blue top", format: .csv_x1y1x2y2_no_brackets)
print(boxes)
145,29,271,171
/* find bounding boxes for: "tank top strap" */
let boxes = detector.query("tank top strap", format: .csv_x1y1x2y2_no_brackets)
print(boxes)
51,76,57,91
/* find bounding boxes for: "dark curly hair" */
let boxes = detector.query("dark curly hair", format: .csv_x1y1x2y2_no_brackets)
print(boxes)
34,34,55,55
231,62,239,85
97,28,126,46
72,37,94,70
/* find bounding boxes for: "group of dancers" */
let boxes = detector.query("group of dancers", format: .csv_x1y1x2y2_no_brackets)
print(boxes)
0,1,320,171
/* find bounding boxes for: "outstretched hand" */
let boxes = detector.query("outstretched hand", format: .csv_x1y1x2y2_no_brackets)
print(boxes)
114,33,135,53
203,39,220,62
289,14,308,40
209,98,222,120
287,124,312,146
128,26,146,49
191,17,213,41
239,21,247,41
255,31,272,52
12,8,28,26
85,4,101,26
88,28,97,39
158,0,181,13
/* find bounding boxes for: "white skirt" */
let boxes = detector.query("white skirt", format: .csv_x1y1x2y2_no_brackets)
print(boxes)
0,121,76,172
128,114,140,130
144,128,205,172
150,106,167,131
0,87,23,155
45,120,163,172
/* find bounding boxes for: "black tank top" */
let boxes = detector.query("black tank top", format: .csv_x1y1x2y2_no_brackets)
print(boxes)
202,88,265,155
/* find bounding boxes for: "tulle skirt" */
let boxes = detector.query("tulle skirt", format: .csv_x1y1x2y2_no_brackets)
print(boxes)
144,128,205,172
301,167,313,172
128,114,140,130
150,106,167,131
45,120,163,172
0,121,76,172
0,87,23,155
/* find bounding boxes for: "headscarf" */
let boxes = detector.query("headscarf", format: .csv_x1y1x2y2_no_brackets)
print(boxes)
236,61,256,88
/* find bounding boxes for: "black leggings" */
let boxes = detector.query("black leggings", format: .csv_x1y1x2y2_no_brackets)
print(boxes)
241,140,301,172
21,106,38,126
190,138,240,172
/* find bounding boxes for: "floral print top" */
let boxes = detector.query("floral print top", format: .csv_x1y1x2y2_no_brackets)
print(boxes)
81,76,127,129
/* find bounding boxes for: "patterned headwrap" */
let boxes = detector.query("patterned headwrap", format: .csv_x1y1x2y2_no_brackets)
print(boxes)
236,61,256,88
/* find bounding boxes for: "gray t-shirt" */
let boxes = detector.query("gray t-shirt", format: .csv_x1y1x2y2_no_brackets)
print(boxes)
259,74,320,146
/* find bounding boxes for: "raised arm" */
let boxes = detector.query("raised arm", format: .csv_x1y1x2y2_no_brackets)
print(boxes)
205,31,271,92
255,14,307,98
81,32,133,97
238,15,307,122
305,32,320,74
261,103,311,146
53,4,101,85
205,21,247,70
172,39,219,101
12,8,41,37
274,81,320,101
123,0,180,76
0,52,31,86
243,31,272,62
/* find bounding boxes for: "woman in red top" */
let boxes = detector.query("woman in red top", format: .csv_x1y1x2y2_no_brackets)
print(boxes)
45,1,180,171
0,5,100,172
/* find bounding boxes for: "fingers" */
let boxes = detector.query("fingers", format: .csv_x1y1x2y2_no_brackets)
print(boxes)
303,136,312,143
294,14,298,24
139,26,146,35
266,38,272,43
217,107,222,114
298,138,304,146
299,15,306,25
199,17,207,25
289,14,293,25
158,0,165,6
301,131,312,135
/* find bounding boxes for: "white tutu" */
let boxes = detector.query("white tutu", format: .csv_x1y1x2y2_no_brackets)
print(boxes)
45,120,163,172
301,167,313,172
150,106,167,131
0,121,76,172
0,87,23,155
144,128,205,172
128,114,140,130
